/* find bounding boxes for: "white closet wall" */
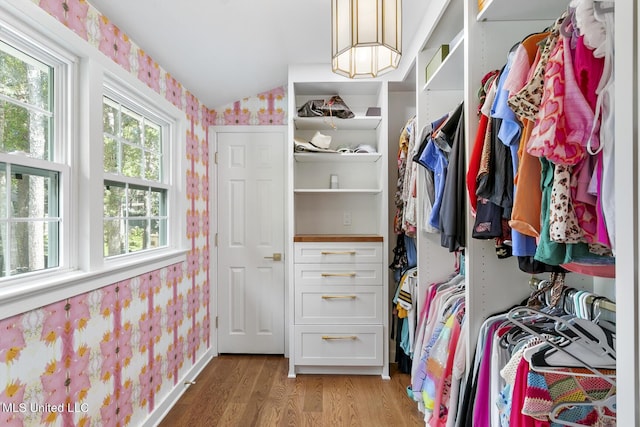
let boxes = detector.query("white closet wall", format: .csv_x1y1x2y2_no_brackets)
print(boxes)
388,89,416,362
414,0,466,306
612,0,640,425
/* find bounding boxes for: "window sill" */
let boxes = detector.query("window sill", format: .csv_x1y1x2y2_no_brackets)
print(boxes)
0,248,189,319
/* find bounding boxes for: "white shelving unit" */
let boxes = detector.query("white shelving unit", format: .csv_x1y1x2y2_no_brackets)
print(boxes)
293,189,383,194
423,36,464,92
462,0,637,422
415,0,640,426
414,0,466,316
477,0,568,21
287,68,390,378
462,0,582,358
294,153,382,163
294,116,381,131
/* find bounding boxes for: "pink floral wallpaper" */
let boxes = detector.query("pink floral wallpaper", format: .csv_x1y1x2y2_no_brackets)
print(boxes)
0,265,199,427
213,86,287,126
2,0,289,424
0,0,218,425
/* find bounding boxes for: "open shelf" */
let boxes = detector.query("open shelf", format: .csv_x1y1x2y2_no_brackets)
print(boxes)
294,153,382,163
293,234,384,242
294,189,382,195
477,0,571,21
423,36,464,92
294,116,382,131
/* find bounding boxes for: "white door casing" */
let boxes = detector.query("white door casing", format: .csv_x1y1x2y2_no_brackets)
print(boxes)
216,129,285,354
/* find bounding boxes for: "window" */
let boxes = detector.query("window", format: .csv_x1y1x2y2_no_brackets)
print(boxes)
102,94,169,257
0,38,65,279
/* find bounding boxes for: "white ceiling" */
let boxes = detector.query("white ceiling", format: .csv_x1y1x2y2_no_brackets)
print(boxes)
88,0,428,108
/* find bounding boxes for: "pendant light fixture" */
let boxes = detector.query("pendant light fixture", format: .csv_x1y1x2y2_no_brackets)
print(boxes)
331,0,402,79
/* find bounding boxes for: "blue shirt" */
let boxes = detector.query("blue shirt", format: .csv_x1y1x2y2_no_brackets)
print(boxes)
421,136,448,230
492,51,537,256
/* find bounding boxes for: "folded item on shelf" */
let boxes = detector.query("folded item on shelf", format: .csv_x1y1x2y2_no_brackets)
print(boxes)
294,132,336,153
297,95,355,119
334,144,377,154
354,144,376,153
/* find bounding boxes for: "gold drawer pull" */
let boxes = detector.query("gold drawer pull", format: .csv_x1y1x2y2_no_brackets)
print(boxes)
322,335,357,340
321,250,356,255
321,272,356,278
321,295,357,299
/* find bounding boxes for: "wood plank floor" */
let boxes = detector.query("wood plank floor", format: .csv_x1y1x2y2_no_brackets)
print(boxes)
159,355,425,427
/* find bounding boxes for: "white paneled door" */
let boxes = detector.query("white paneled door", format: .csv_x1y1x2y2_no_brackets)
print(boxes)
216,130,285,354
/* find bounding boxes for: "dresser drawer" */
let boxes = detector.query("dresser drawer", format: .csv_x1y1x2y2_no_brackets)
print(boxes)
295,285,383,324
294,242,383,264
294,263,383,286
294,325,383,366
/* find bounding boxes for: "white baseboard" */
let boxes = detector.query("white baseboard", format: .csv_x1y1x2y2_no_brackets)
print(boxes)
142,348,216,427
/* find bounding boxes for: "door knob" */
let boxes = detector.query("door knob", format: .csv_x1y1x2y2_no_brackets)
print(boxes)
264,253,282,261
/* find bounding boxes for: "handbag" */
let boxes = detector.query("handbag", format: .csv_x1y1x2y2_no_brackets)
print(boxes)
297,95,355,119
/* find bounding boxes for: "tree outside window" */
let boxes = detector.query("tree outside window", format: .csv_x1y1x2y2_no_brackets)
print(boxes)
0,40,60,278
102,95,168,257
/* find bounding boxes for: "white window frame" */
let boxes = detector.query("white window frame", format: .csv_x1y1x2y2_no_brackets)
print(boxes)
0,2,187,319
102,86,171,258
0,16,74,284
100,76,186,272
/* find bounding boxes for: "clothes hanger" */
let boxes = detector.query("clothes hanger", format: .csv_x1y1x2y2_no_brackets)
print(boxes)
526,278,553,309
559,8,575,38
524,290,617,379
590,296,616,328
547,303,615,362
500,275,571,351
527,318,616,376
549,394,616,427
580,291,595,320
561,287,577,316
507,306,616,386
572,290,591,319
548,271,566,308
593,0,614,15
498,300,563,352
572,290,587,319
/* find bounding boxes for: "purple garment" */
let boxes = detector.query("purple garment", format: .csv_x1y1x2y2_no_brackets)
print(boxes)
472,322,502,427
595,152,611,247
573,155,597,206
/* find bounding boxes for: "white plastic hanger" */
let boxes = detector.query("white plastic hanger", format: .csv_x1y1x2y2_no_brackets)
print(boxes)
507,307,616,386
549,394,616,426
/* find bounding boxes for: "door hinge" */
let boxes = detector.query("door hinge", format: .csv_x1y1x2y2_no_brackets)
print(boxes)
215,316,218,329
214,152,218,164
215,233,218,247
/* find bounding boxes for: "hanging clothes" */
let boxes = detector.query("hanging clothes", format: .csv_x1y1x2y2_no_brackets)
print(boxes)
466,1,616,275
410,274,466,422
439,103,466,252
466,276,618,427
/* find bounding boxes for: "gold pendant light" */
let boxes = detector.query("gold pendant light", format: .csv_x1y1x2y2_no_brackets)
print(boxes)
331,0,402,78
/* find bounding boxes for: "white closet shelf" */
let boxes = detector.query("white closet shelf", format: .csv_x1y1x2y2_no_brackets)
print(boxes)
477,0,571,21
294,153,382,163
423,36,464,92
294,189,383,194
294,116,382,131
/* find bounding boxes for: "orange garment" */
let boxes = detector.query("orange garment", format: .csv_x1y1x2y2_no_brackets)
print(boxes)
509,119,542,237
507,33,549,239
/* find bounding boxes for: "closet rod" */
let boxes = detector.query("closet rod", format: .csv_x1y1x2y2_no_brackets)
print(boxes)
586,295,616,313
